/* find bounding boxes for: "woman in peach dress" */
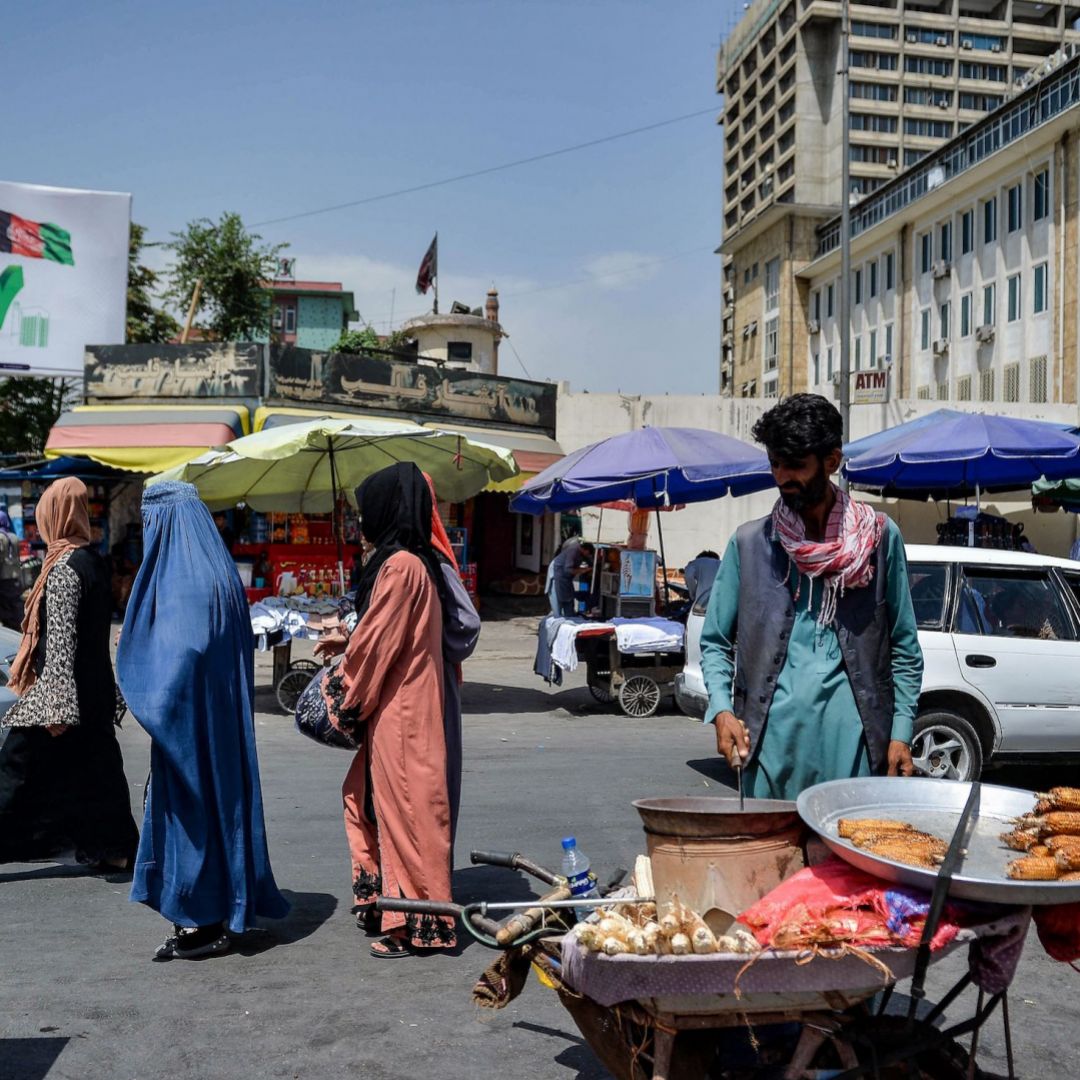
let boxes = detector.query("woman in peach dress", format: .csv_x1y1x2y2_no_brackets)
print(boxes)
320,462,457,958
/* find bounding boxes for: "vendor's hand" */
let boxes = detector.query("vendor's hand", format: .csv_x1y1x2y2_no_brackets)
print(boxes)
46,724,68,738
887,740,914,777
712,710,750,768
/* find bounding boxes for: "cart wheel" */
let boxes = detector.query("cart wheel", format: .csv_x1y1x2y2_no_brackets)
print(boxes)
287,659,320,675
618,675,661,718
276,667,316,713
588,683,615,704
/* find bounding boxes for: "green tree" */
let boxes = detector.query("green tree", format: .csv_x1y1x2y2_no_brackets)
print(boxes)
332,326,382,354
127,222,180,343
0,377,81,457
165,213,286,341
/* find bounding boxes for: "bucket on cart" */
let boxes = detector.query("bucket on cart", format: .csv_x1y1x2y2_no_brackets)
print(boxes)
634,796,807,935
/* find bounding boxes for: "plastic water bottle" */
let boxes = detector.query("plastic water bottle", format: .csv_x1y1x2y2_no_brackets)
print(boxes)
561,836,600,922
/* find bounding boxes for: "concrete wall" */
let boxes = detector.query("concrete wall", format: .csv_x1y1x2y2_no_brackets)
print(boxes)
555,391,1080,568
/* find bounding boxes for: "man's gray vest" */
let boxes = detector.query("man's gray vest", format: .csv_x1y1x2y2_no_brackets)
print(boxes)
733,516,894,773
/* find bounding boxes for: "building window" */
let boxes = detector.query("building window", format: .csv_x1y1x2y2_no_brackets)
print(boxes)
827,346,835,380
854,268,862,305
284,306,296,334
884,323,893,364
1034,169,1050,222
827,282,835,318
956,374,973,401
920,308,931,350
764,316,779,372
851,20,897,38
812,290,821,321
850,113,898,133
447,341,473,363
920,233,932,274
869,260,878,298
854,335,862,371
959,61,1006,82
904,118,953,139
272,305,284,330
1007,274,1021,322
940,221,952,263
982,282,996,326
885,252,895,291
851,81,897,101
980,368,995,402
940,301,951,339
1030,356,1048,403
959,92,1004,110
1007,183,1023,233
1004,362,1021,403
917,385,932,400
763,376,779,399
869,328,877,367
937,380,949,401
813,353,821,384
764,258,779,308
961,292,973,336
961,210,974,255
905,57,952,77
1033,263,1048,314
983,197,997,244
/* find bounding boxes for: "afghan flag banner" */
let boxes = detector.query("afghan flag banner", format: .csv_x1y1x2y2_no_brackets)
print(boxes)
0,210,74,266
415,232,437,295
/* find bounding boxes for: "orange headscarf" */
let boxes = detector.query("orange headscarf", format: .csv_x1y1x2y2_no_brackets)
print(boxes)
9,477,92,695
423,473,459,572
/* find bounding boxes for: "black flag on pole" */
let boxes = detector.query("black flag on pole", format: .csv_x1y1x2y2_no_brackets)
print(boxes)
415,233,437,295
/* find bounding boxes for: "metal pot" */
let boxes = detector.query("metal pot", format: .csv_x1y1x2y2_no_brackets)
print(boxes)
633,796,807,934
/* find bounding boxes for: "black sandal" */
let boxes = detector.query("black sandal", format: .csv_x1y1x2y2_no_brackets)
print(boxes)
370,935,413,959
354,906,380,934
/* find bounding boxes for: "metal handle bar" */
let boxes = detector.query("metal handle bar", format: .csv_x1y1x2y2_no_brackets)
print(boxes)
470,849,563,887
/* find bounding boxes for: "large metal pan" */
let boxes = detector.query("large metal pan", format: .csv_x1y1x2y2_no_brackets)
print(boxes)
797,776,1080,905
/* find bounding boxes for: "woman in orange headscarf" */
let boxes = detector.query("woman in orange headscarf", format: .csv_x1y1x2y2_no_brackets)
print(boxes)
0,477,138,868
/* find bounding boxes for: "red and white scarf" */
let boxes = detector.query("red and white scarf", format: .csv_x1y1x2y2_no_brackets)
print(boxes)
771,486,885,625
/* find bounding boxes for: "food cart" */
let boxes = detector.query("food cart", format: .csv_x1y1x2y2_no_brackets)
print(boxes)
389,777,1080,1079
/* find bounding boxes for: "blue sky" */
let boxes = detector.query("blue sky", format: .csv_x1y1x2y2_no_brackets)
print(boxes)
9,0,733,392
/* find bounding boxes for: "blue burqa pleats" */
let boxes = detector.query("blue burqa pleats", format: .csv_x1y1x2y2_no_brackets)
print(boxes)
118,481,289,932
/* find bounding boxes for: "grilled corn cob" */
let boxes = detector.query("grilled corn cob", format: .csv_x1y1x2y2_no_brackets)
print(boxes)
860,838,942,869
1046,834,1080,856
1006,855,1060,881
1059,870,1080,882
1001,828,1041,852
837,818,914,840
1037,787,1080,812
1013,812,1080,837
1031,845,1051,858
1054,850,1080,873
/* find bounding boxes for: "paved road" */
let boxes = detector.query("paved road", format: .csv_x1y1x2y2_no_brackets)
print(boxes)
1,618,1077,1079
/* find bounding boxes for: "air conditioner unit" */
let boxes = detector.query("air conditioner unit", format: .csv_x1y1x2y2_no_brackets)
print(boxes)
887,157,898,169
991,43,1002,53
962,39,973,49
932,260,952,279
932,338,950,355
975,324,996,343
938,98,950,109
743,325,752,338
936,36,948,46
808,319,821,334
906,31,917,42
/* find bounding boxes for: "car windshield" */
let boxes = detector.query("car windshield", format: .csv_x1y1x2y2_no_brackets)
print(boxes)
907,562,948,628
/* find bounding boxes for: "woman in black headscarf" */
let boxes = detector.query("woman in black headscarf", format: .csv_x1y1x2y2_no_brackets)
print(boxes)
317,463,462,958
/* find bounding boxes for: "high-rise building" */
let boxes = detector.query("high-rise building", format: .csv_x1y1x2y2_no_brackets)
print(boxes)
717,0,1080,398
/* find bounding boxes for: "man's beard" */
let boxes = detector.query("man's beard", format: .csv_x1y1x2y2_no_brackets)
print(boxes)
778,466,829,512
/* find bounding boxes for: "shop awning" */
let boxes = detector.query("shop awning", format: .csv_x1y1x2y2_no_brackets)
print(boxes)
254,406,368,432
44,405,251,473
420,422,563,493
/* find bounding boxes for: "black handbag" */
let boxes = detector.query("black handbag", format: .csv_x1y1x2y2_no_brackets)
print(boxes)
294,662,360,751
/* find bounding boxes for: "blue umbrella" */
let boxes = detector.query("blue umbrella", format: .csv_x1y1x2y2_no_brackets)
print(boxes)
843,410,1080,496
509,426,773,514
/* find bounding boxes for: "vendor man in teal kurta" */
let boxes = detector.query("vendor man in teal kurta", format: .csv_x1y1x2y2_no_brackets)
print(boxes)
701,394,923,800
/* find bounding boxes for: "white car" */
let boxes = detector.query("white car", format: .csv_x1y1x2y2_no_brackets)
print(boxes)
675,544,1080,782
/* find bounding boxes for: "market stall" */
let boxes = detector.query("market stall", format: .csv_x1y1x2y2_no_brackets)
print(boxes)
514,427,773,717
150,415,518,707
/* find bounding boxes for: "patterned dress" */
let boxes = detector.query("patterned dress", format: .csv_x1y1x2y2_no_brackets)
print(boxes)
0,548,138,863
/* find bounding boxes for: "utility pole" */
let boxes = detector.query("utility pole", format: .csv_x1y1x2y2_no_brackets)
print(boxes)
838,0,852,487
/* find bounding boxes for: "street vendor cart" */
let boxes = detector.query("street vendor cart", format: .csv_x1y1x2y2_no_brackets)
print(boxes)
391,777,1080,1079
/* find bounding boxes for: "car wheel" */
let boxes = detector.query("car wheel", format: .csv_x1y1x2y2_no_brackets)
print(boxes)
911,710,983,782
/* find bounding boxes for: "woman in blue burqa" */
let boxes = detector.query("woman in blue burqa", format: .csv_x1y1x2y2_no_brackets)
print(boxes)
117,481,289,960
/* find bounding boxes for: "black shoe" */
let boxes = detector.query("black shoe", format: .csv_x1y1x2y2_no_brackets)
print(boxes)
154,923,230,961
